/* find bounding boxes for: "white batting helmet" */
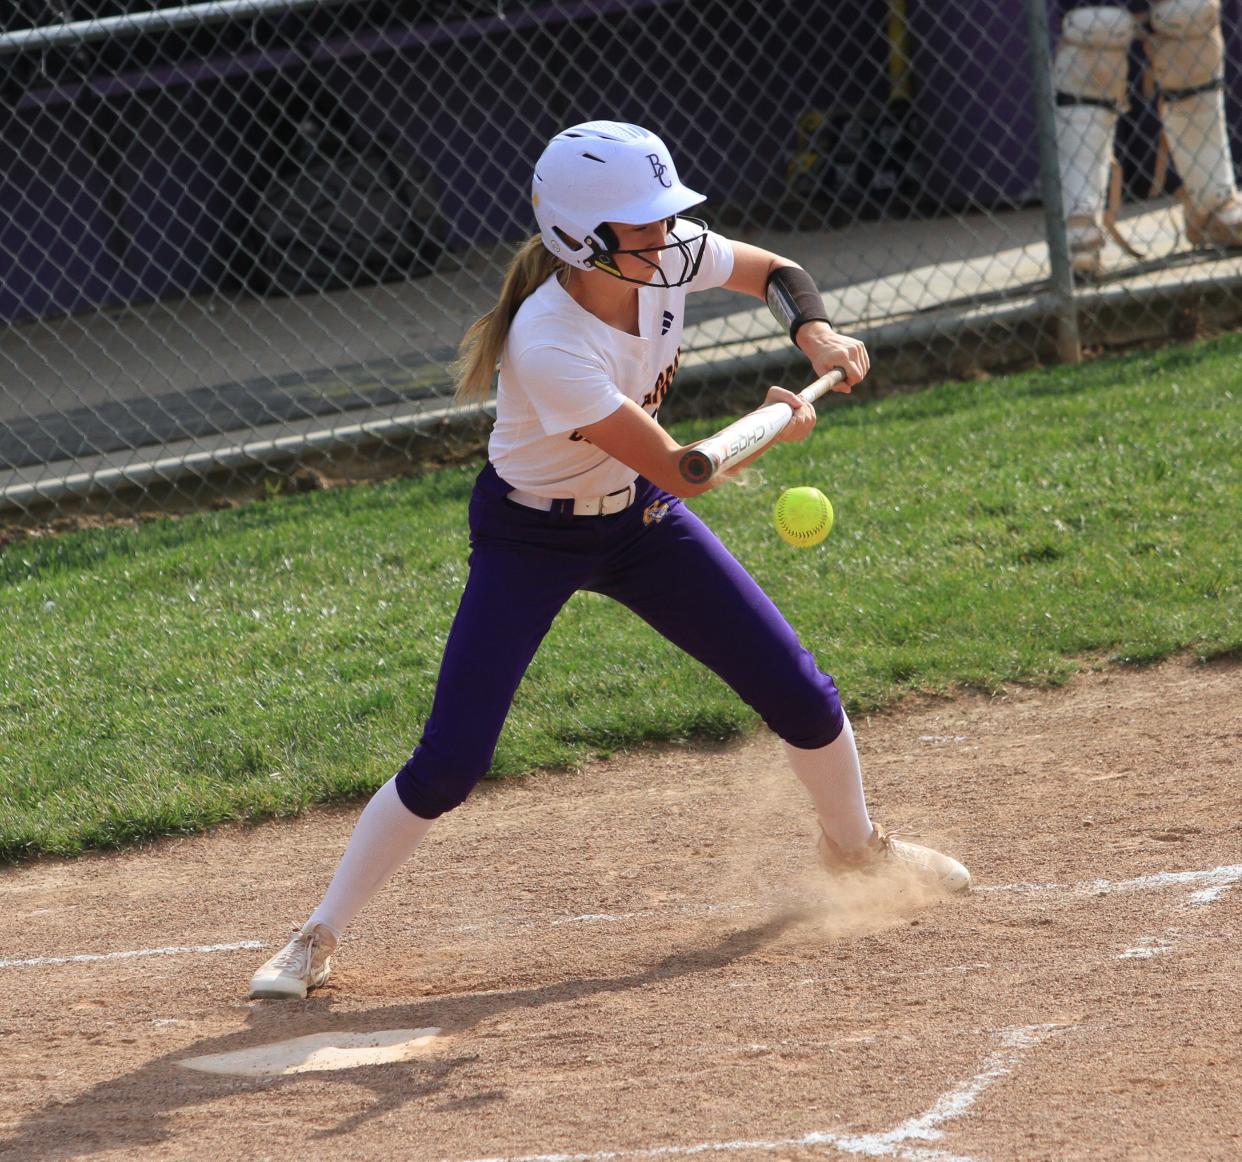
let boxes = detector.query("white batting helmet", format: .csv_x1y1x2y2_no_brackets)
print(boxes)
532,121,709,285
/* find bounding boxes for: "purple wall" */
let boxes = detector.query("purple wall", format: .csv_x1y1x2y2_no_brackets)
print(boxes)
910,2,1042,206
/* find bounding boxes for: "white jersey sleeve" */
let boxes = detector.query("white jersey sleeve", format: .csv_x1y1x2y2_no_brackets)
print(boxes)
508,342,625,437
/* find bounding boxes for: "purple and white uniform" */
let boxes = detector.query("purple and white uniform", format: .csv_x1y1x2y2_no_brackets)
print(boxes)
393,230,843,820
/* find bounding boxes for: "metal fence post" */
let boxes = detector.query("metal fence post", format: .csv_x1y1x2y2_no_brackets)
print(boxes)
1024,0,1083,364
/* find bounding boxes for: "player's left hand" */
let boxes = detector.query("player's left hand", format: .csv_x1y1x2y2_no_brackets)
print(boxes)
796,321,869,389
764,385,817,443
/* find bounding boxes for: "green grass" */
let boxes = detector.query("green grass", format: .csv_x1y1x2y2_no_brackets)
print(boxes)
2,335,1239,860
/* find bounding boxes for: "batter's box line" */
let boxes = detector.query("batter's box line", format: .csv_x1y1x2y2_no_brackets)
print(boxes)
453,863,1242,941
447,1024,1067,1162
0,940,264,970
979,863,1242,906
10,865,1238,974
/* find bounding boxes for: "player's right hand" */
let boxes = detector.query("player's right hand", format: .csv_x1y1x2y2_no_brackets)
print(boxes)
764,386,816,443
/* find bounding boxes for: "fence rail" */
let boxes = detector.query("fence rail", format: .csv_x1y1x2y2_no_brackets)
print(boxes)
3,0,1241,522
0,0,349,53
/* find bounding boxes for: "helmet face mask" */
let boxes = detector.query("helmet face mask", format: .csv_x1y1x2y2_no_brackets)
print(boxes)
532,122,709,287
582,215,710,288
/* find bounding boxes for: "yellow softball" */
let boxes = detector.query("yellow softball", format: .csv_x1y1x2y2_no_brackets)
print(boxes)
774,486,834,548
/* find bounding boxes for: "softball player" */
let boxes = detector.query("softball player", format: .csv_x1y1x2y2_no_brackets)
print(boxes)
250,121,970,1000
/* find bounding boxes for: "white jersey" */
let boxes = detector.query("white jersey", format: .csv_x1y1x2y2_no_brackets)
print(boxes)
489,229,735,497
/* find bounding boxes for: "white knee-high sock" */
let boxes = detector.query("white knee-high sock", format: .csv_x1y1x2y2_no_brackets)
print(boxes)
306,777,435,939
782,715,874,851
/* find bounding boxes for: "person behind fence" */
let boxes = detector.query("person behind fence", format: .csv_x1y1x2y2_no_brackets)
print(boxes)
247,119,972,1001
1055,0,1242,275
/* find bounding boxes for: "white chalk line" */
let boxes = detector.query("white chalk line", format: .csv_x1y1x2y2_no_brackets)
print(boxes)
976,863,1242,907
0,941,264,969
550,913,637,927
984,864,1242,961
511,863,1242,932
447,902,743,936
453,862,1242,939
8,863,1237,972
1190,883,1233,904
447,1024,1064,1162
1112,922,1237,961
1118,937,1176,960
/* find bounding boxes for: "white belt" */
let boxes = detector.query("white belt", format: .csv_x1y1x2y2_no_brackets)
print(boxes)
508,484,637,517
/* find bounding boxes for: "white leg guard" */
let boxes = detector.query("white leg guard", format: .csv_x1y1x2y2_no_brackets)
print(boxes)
782,715,874,853
306,776,435,939
1149,0,1242,245
1053,7,1138,273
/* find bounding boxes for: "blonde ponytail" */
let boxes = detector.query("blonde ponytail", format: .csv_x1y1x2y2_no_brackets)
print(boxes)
453,235,565,402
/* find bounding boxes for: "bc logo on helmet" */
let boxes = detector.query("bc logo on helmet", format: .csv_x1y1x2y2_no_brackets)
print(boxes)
647,153,673,188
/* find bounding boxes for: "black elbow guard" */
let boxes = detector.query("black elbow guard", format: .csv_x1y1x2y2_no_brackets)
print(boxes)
765,266,831,344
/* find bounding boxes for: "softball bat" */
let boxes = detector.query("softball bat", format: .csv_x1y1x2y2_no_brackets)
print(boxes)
677,368,845,485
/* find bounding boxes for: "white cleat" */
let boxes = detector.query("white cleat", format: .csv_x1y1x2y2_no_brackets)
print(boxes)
249,922,337,999
818,823,971,895
1184,193,1242,249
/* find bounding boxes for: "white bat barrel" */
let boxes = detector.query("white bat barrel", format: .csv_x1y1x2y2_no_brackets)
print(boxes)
678,369,845,485
678,405,793,484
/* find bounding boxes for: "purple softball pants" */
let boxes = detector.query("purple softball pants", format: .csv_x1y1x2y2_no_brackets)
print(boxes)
393,462,844,819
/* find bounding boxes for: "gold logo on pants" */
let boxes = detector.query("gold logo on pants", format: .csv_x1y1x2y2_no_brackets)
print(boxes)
643,501,671,526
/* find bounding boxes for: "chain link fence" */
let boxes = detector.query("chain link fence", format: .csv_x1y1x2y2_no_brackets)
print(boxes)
3,0,1241,525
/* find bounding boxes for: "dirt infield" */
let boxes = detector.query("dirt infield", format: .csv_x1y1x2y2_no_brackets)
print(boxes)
2,656,1239,1161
